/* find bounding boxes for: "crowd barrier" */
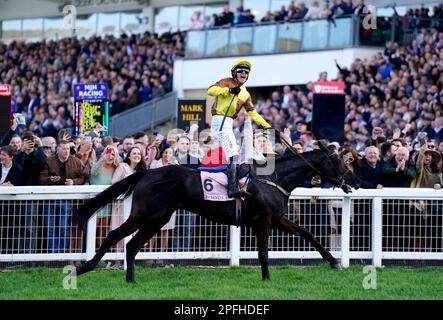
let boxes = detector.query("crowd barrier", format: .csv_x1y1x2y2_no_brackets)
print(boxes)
1,186,442,267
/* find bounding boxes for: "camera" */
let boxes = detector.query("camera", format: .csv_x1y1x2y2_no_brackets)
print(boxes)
22,134,34,143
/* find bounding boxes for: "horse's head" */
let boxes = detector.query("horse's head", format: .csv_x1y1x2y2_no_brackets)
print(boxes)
317,142,360,193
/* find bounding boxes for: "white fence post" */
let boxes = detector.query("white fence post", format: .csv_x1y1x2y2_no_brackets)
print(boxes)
86,215,97,261
372,197,383,267
123,195,132,271
229,226,241,266
341,196,351,268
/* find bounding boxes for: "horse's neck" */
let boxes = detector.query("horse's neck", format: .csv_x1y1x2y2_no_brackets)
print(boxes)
275,151,322,192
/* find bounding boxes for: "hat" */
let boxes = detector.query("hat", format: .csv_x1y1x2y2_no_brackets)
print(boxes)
424,149,442,162
296,120,307,125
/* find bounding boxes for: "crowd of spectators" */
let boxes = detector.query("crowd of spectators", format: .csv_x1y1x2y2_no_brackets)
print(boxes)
190,2,443,30
230,25,443,155
190,1,367,30
0,31,185,139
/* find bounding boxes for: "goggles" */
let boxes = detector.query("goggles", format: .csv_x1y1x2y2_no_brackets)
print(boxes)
235,68,250,74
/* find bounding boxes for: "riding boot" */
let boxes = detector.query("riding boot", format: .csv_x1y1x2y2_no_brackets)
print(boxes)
227,162,250,198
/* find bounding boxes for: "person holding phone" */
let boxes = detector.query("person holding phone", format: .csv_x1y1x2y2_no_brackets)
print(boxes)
11,131,46,254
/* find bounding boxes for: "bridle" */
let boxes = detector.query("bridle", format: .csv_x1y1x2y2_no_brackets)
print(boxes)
274,130,350,189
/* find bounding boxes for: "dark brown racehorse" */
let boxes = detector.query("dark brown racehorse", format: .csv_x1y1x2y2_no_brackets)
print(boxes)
75,142,360,282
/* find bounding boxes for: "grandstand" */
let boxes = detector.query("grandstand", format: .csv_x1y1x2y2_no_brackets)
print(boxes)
1,0,443,275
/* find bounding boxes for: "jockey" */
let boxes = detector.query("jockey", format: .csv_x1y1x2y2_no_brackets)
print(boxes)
208,59,271,198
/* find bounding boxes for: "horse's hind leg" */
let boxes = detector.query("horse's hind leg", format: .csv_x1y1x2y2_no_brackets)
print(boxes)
125,219,166,283
274,216,341,269
76,216,142,276
254,216,272,281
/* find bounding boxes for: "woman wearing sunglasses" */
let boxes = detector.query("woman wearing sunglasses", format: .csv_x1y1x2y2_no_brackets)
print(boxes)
208,59,271,198
339,146,361,173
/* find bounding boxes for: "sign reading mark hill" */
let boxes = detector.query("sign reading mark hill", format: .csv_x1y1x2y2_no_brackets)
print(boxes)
177,98,206,132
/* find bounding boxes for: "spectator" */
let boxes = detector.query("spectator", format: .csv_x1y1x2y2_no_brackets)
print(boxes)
134,131,149,148
13,131,46,254
0,145,23,186
411,146,442,189
39,140,87,253
75,139,96,180
148,144,177,252
356,146,383,189
146,133,163,168
41,136,57,156
219,5,234,26
9,135,22,152
120,136,135,160
190,11,204,30
296,2,309,19
380,141,395,166
340,145,361,173
381,146,416,187
90,145,120,251
410,146,442,251
176,136,200,169
110,146,146,268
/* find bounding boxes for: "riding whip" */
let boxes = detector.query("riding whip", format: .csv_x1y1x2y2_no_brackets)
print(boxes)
219,94,236,132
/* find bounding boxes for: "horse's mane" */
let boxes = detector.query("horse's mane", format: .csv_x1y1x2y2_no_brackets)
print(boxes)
275,149,319,162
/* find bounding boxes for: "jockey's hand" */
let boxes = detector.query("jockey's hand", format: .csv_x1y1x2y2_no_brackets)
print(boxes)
229,86,241,95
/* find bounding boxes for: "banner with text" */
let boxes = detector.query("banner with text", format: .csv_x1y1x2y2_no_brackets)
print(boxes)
74,83,108,101
177,98,206,133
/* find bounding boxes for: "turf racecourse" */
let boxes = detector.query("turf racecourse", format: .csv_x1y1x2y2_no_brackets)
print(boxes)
1,264,442,300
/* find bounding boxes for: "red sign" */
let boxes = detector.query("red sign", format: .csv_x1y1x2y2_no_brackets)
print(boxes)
0,84,11,95
312,81,345,95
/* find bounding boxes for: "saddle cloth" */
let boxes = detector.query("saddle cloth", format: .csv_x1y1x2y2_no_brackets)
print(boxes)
200,171,248,201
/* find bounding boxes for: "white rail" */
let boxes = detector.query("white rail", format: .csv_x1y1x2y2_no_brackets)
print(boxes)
0,186,442,267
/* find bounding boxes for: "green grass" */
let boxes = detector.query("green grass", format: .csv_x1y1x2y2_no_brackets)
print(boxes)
1,264,442,300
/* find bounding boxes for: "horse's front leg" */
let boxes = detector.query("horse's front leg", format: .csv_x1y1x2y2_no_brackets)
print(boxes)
274,216,341,269
77,216,141,276
254,216,272,281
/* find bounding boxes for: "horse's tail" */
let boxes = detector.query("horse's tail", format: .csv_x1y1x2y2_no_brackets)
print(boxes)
75,170,145,231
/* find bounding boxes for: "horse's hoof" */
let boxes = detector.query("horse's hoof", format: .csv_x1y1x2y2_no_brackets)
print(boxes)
76,261,94,276
330,262,343,270
126,277,136,283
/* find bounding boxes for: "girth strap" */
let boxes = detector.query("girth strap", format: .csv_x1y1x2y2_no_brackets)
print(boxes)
256,178,290,197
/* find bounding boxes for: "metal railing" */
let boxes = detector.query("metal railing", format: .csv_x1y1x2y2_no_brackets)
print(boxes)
185,15,443,59
108,91,177,138
1,186,442,267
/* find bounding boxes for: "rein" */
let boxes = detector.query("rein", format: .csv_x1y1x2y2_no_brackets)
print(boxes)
274,130,348,188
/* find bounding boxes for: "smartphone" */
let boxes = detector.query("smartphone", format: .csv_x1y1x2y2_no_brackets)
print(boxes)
23,134,34,143
13,113,26,126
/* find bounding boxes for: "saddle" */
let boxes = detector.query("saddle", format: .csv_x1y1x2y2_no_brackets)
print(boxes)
198,164,250,202
198,164,251,227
